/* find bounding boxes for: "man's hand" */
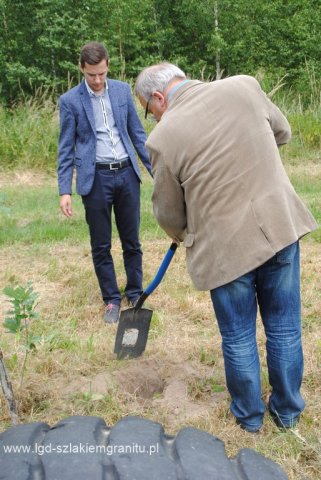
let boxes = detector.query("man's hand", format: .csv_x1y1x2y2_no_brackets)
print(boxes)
60,194,73,218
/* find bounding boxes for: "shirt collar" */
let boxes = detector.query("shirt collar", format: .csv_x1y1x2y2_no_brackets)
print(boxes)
167,79,191,101
85,79,108,97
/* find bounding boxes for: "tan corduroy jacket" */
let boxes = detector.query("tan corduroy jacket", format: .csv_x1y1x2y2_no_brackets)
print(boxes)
146,75,318,291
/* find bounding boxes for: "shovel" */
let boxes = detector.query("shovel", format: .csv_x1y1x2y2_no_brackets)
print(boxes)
114,242,178,359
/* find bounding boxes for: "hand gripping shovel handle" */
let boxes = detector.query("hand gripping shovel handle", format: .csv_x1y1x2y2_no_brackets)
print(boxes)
135,242,178,310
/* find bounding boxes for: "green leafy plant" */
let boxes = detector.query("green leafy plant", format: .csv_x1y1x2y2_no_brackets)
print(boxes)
3,282,40,387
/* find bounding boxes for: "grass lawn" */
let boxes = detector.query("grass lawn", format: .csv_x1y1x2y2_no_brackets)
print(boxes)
0,163,320,480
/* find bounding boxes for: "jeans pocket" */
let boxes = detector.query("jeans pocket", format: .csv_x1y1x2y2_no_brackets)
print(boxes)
276,241,298,264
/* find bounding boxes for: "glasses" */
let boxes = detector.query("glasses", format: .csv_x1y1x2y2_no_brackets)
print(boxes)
144,99,150,119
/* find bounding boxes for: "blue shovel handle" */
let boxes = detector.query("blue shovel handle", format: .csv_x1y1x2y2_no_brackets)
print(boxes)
135,242,178,310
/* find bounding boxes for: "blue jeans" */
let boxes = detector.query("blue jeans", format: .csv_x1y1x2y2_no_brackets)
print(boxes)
210,241,304,431
82,166,143,305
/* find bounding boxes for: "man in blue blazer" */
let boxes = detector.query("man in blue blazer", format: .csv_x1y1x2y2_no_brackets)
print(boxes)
58,42,152,323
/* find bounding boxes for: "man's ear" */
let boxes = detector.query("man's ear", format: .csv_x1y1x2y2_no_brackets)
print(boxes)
152,91,166,106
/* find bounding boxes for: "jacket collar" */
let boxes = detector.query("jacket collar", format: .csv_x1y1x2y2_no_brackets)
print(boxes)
79,80,96,135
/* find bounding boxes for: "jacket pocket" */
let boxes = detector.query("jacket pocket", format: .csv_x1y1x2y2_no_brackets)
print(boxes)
75,158,82,167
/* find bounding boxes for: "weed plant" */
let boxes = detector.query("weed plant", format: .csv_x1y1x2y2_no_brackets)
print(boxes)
0,70,320,171
3,283,40,388
0,89,59,171
269,65,321,163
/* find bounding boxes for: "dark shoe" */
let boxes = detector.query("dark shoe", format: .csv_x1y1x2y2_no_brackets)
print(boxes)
236,419,261,433
269,410,299,429
103,303,120,324
127,297,140,308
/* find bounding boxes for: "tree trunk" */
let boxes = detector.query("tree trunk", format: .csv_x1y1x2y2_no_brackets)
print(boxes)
0,350,19,425
214,1,222,79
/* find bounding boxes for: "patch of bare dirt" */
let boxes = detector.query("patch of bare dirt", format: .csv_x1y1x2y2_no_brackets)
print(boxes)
62,372,115,396
114,356,228,424
0,170,56,188
114,357,166,399
58,354,228,425
286,163,321,179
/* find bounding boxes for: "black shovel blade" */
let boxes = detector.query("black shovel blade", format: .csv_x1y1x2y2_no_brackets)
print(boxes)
114,307,153,359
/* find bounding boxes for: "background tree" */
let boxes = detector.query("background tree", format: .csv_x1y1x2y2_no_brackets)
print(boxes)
0,0,320,103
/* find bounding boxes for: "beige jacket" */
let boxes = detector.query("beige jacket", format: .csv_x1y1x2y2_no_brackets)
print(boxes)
146,75,317,290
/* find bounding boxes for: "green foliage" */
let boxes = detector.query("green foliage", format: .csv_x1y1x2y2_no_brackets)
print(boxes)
3,282,40,347
0,93,59,170
289,112,321,151
0,0,320,102
3,282,41,386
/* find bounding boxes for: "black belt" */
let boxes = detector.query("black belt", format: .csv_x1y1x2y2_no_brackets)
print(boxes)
96,159,130,170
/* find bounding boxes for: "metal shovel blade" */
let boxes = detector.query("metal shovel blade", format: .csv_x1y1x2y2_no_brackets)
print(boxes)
113,243,177,360
114,307,153,359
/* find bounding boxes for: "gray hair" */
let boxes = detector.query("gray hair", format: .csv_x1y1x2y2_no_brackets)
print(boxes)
134,63,186,100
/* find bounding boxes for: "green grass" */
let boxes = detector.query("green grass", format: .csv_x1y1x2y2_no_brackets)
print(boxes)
0,170,317,248
0,171,320,479
0,83,320,171
0,186,87,245
0,99,59,171
289,174,321,243
0,91,320,479
0,174,161,246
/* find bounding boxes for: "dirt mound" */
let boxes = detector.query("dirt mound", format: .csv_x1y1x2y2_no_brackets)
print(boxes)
59,355,228,425
114,356,228,423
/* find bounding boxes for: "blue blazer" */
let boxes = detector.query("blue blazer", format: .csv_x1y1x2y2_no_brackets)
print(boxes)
57,79,152,196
